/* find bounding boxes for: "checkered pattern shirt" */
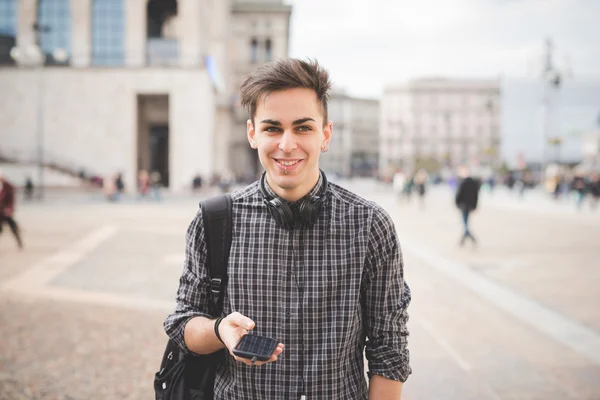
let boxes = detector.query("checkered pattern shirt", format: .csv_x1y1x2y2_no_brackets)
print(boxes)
164,177,411,400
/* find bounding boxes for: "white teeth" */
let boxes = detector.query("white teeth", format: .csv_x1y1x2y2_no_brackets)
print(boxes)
279,160,299,166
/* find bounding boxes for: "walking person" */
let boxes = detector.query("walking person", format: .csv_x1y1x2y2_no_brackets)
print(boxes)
571,172,587,211
137,169,150,200
392,169,406,202
150,171,162,201
0,172,24,249
455,166,480,247
413,169,428,208
164,58,411,399
589,173,600,210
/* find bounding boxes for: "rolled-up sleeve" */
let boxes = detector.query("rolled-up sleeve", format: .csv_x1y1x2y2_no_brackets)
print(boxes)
163,208,213,354
363,206,412,382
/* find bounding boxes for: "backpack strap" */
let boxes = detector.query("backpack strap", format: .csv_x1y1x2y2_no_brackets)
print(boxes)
200,194,233,314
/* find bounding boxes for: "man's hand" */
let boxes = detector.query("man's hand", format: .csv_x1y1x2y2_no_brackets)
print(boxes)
218,312,284,366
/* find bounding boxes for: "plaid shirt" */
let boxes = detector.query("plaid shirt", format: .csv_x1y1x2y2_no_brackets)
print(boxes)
164,177,411,399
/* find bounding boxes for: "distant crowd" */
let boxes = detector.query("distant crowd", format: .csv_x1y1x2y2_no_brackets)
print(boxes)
388,166,600,212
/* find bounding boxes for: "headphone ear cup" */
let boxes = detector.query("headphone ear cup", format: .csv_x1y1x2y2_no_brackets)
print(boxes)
299,196,324,228
267,198,294,229
298,200,313,227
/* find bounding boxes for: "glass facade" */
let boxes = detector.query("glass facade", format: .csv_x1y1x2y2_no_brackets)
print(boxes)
38,0,71,63
250,38,258,63
0,0,17,65
265,39,272,62
92,0,125,65
0,0,17,36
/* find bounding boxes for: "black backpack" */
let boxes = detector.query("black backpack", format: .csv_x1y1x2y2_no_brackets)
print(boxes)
154,194,233,400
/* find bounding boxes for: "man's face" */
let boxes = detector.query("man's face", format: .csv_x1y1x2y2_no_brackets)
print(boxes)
247,88,332,201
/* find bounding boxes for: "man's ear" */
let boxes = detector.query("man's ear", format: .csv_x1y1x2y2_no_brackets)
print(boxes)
322,121,333,150
247,119,257,148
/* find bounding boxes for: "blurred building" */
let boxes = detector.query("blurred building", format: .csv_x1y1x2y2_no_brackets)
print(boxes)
500,78,600,170
223,0,292,180
0,0,291,191
380,78,501,175
320,91,379,178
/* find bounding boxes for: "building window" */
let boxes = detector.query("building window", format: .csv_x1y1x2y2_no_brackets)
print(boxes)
0,0,16,36
92,0,125,66
265,38,272,62
38,0,71,64
250,38,258,63
0,0,17,65
147,0,178,38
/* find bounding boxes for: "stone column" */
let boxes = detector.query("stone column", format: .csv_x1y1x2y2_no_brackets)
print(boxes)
178,0,204,67
70,0,92,67
125,0,146,67
16,0,37,66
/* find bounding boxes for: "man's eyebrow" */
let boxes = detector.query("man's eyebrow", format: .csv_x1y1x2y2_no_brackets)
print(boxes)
293,118,316,125
259,118,316,126
259,119,282,126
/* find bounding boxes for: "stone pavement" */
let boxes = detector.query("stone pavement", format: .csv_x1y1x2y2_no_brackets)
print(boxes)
0,182,599,399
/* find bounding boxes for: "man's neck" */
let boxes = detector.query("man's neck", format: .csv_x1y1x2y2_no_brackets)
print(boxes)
266,170,321,202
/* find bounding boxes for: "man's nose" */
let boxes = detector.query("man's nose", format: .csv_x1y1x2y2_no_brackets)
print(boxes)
278,130,297,153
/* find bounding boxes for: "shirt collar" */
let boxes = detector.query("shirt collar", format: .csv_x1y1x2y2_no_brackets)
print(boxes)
263,171,324,205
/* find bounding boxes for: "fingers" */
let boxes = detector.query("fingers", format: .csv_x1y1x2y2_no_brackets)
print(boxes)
226,312,255,331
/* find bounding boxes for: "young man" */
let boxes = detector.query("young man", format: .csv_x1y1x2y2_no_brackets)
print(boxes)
455,166,480,246
0,172,24,249
165,58,411,399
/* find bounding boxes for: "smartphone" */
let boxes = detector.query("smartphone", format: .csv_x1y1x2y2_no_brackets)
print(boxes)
232,334,278,362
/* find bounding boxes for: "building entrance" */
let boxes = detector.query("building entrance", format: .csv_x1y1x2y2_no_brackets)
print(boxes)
137,94,170,187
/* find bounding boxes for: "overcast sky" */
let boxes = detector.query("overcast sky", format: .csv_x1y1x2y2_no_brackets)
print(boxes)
286,0,600,98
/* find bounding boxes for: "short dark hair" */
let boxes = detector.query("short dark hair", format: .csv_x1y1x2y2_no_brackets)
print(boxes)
240,58,332,125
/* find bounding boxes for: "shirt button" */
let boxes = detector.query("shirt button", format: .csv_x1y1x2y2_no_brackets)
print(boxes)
285,311,291,317
287,270,292,276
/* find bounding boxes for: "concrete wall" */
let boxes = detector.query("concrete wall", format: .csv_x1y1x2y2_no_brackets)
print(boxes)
0,67,215,191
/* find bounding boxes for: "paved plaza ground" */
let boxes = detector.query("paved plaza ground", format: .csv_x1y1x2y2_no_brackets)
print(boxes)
1,181,599,399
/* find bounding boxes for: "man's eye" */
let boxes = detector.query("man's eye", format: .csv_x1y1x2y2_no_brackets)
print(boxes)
297,126,312,132
265,127,281,133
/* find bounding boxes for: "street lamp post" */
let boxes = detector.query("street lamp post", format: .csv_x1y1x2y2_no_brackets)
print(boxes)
10,44,46,199
540,38,563,184
10,44,66,200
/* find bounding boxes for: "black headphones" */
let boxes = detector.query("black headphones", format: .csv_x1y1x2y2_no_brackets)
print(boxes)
259,170,328,230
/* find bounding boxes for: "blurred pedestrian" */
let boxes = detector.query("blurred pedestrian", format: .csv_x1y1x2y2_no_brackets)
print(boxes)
219,170,235,193
103,174,118,202
403,174,414,201
414,169,428,208
589,173,600,210
0,171,24,249
151,171,162,201
192,173,203,191
137,170,150,200
455,166,480,247
392,169,406,202
115,172,125,200
24,176,34,201
571,173,587,211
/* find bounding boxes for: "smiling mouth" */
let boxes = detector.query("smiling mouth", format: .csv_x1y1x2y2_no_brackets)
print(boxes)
275,159,301,166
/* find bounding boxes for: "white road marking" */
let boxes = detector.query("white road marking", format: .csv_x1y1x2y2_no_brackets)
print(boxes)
401,236,600,367
413,316,472,371
2,225,118,292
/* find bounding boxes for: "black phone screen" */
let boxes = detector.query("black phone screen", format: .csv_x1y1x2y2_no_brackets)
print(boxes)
233,334,278,361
